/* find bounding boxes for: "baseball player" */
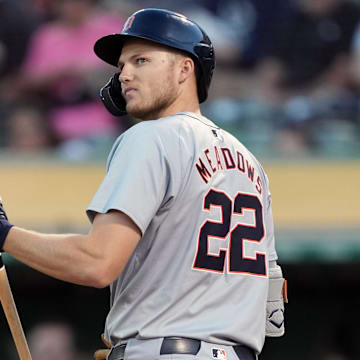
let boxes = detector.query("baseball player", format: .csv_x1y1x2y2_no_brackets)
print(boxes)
0,8,286,360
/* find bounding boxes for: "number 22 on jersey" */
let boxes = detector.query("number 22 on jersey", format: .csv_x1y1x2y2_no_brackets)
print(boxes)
192,189,266,276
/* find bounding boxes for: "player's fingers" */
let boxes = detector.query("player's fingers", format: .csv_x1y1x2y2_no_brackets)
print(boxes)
93,349,110,360
101,333,111,348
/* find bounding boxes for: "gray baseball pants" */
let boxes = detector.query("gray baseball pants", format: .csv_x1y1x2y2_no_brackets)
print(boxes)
107,337,257,360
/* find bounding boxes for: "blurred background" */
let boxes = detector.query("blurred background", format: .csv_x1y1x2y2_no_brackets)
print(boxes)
0,0,360,359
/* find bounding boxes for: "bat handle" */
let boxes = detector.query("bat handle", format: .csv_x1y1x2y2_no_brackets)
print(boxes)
0,256,32,360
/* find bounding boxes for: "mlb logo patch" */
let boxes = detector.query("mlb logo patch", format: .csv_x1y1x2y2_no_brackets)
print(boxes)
212,348,227,359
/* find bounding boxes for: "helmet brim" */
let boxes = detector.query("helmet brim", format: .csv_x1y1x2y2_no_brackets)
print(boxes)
94,34,127,67
94,33,190,68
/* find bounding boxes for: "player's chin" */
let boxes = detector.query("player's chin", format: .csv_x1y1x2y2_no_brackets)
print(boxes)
126,103,149,120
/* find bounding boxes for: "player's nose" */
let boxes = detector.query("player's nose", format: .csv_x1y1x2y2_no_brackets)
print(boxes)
119,64,134,83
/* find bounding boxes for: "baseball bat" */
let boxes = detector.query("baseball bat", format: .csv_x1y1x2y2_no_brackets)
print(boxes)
0,254,32,360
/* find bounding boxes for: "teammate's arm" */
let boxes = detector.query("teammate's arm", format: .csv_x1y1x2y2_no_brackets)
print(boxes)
3,210,141,288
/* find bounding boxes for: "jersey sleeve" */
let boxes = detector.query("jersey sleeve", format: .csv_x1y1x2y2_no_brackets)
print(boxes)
265,192,278,262
253,158,278,263
86,123,173,234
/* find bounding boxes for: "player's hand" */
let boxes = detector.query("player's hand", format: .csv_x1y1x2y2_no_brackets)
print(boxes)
0,198,14,251
93,334,111,360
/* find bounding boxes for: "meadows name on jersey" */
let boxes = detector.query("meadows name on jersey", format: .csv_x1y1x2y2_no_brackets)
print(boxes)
195,144,263,195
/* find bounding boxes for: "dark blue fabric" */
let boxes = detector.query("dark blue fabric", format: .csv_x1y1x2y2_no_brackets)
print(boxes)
0,219,13,251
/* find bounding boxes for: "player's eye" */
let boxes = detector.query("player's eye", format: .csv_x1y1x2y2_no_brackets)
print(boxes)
136,57,147,65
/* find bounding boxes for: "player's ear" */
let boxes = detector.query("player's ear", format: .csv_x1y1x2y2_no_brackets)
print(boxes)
178,57,195,84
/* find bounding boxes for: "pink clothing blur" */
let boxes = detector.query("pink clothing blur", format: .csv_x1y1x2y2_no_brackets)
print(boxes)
22,12,125,139
50,102,118,139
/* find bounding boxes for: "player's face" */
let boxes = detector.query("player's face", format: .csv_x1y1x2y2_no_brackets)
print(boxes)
118,39,181,120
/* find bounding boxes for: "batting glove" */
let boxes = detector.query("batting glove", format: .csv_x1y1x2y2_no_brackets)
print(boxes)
0,198,13,251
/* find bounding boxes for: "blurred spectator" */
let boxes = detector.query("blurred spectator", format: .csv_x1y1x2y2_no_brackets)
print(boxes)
27,320,83,360
349,20,360,87
0,0,41,78
185,0,296,69
181,0,249,67
0,0,44,150
253,0,360,103
3,0,126,157
238,0,296,69
100,0,140,16
5,103,55,152
248,0,360,155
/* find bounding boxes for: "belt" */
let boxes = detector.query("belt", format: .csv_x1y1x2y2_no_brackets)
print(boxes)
107,337,256,360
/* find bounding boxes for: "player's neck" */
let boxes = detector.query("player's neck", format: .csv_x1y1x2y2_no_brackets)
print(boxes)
167,92,201,117
161,104,201,118
144,97,201,120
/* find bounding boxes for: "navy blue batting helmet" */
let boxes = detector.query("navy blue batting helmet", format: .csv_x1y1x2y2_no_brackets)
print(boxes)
94,8,215,104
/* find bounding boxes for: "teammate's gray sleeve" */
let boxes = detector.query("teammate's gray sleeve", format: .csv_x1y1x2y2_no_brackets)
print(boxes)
86,123,173,234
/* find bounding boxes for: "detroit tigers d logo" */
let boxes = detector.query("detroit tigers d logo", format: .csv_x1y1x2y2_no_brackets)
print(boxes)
123,16,135,31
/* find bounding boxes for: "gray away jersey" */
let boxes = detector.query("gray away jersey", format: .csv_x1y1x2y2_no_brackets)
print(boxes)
87,112,278,354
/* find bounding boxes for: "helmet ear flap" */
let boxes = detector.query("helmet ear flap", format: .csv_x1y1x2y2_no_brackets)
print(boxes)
193,43,215,103
194,43,214,60
100,73,127,116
